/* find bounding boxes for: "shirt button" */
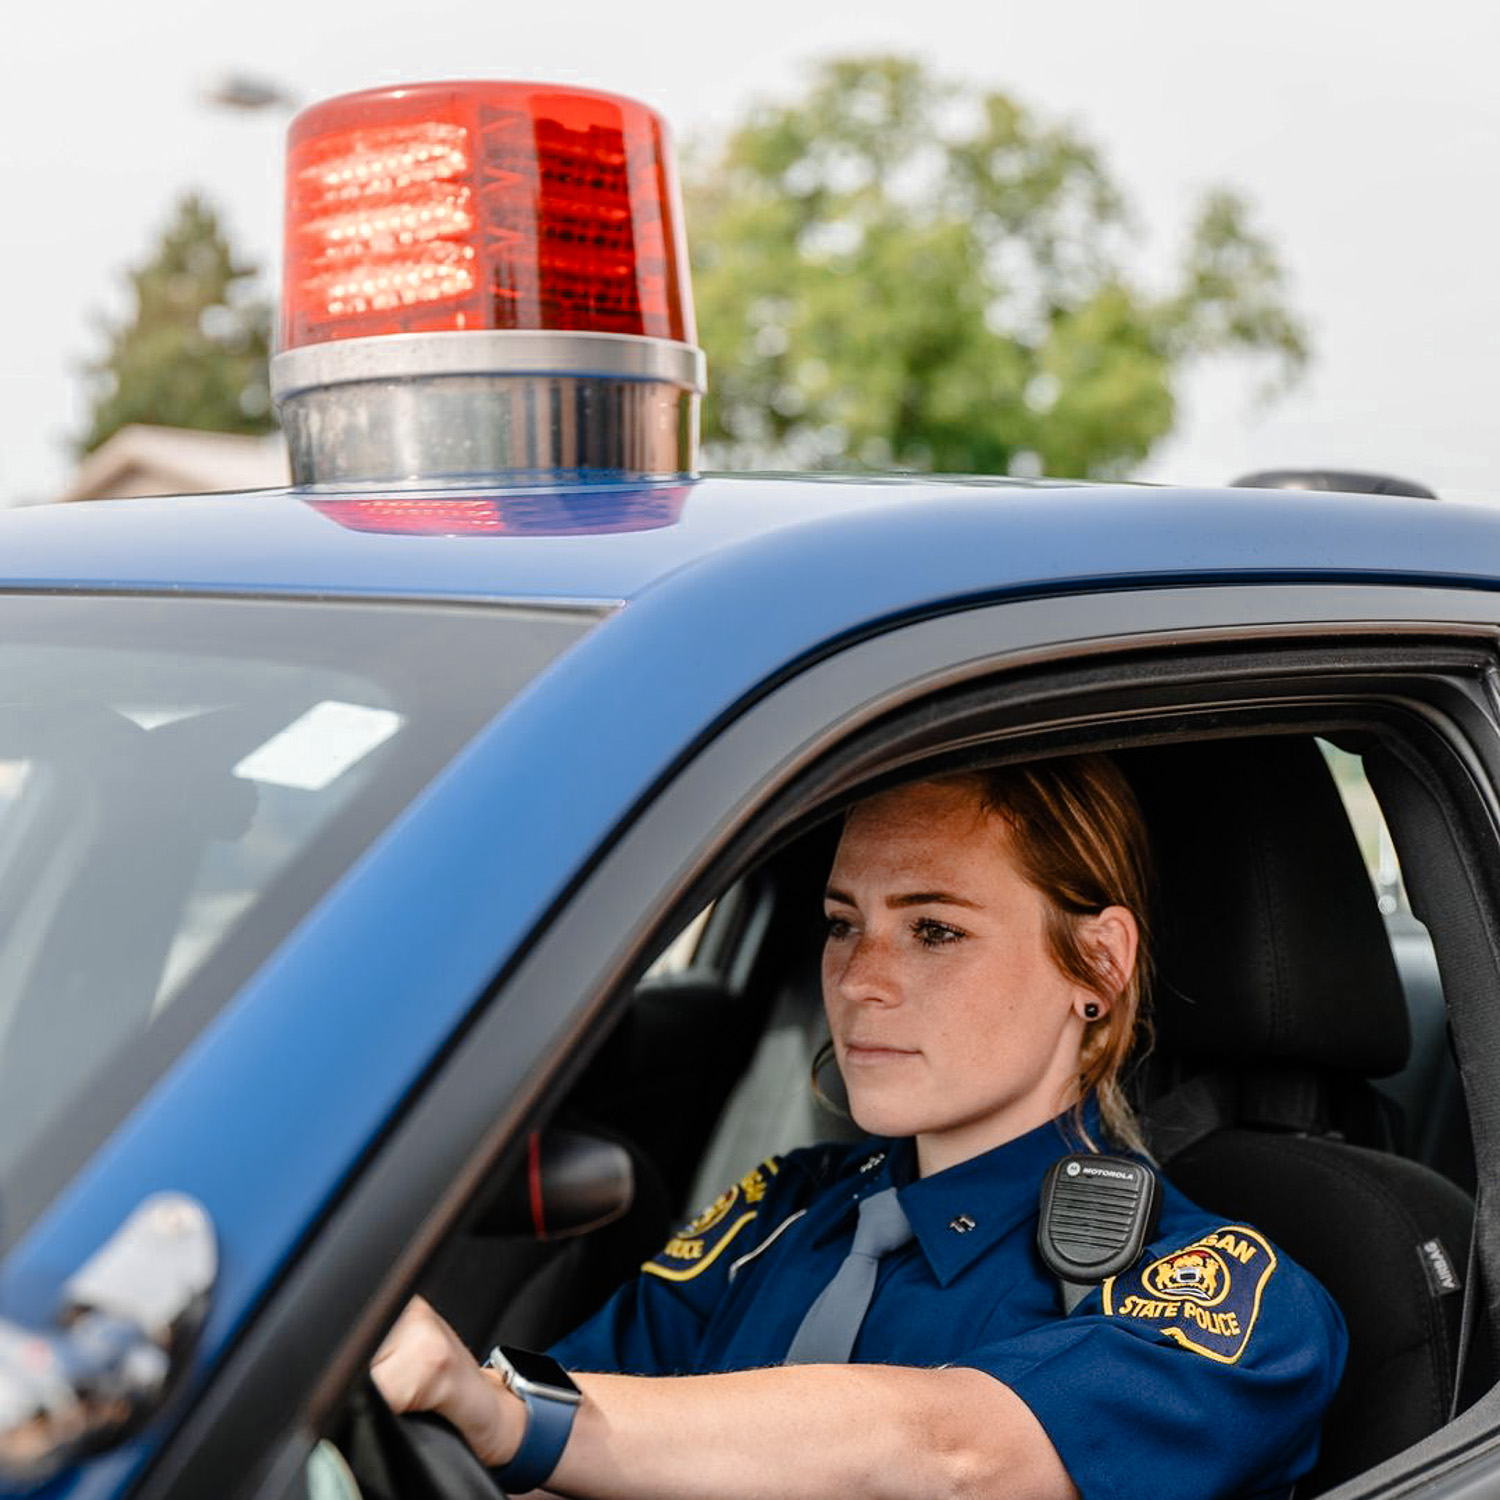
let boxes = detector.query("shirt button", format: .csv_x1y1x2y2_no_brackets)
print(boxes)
949,1214,977,1234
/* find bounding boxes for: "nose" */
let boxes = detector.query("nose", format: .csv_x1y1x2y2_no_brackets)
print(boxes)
825,928,900,1007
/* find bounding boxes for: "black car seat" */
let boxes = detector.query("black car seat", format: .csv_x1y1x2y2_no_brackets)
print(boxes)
1120,737,1479,1493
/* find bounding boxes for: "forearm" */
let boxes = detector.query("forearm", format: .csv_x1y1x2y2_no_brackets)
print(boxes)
373,1299,1074,1500
539,1364,1076,1500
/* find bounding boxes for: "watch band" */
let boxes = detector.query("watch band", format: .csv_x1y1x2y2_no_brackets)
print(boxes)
485,1347,579,1493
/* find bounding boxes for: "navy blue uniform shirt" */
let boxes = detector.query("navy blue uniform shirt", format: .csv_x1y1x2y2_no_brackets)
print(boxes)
552,1108,1348,1500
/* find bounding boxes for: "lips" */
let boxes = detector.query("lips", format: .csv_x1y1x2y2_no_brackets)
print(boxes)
842,1041,919,1063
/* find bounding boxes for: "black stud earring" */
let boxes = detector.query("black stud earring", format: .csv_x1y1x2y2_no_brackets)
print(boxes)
1082,1002,1101,1020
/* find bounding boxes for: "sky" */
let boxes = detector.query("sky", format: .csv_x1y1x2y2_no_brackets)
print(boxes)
6,0,1499,505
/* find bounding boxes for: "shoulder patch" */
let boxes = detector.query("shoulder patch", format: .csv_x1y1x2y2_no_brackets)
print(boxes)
1102,1225,1278,1364
642,1159,777,1283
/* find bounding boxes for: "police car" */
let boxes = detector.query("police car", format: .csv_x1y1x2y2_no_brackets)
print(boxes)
0,78,1497,1500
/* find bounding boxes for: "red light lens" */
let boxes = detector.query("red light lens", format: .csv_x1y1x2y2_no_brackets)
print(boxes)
281,81,694,351
306,488,689,537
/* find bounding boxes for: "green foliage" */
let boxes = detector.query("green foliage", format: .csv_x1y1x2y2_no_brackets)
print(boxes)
79,193,275,455
686,57,1308,478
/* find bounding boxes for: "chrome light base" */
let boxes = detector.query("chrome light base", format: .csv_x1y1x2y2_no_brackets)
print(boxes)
272,331,705,487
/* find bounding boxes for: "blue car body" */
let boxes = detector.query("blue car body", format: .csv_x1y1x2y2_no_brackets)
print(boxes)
4,473,1500,1498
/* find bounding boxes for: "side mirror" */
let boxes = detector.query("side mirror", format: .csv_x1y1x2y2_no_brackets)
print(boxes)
476,1130,635,1241
0,1193,216,1489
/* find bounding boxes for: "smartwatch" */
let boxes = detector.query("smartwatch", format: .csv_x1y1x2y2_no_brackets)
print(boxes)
483,1345,582,1493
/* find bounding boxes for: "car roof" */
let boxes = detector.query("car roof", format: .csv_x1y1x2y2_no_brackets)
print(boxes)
5,474,1500,611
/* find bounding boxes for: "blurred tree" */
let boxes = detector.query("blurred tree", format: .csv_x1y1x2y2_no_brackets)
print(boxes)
686,57,1308,478
79,193,274,454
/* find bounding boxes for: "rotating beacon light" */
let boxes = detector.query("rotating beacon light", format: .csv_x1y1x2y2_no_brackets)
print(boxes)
269,81,705,486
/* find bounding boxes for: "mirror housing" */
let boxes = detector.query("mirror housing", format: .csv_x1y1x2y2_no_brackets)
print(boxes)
477,1130,635,1241
0,1192,216,1489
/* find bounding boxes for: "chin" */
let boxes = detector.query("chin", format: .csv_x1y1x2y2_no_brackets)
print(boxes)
845,1085,938,1141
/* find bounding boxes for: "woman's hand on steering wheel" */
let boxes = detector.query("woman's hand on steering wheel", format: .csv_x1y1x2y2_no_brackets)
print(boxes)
370,1296,524,1470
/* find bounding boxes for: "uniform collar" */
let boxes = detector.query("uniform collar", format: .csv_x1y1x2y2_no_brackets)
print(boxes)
890,1103,1104,1287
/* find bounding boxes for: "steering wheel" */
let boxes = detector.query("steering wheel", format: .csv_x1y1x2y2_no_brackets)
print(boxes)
336,1377,510,1499
396,1413,509,1499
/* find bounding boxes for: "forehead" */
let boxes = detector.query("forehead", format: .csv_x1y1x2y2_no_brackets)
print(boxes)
832,780,1014,877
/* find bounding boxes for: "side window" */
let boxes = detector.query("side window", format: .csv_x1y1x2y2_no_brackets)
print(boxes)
1320,740,1411,918
643,903,714,978
1318,741,1465,1184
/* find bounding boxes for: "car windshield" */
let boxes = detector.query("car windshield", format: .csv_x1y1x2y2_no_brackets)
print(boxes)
0,592,593,1241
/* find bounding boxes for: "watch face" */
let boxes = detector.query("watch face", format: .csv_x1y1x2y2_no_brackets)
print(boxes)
501,1346,582,1400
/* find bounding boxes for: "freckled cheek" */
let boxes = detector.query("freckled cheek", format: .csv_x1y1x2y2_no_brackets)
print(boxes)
936,1007,1008,1066
939,968,1047,1054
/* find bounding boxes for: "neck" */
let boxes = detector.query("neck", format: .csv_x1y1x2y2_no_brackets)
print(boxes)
915,1084,1081,1177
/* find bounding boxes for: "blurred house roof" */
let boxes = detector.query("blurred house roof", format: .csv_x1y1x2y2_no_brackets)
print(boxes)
58,425,289,503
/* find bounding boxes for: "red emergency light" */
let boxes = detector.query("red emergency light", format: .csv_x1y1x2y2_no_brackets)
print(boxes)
270,81,705,487
281,81,694,350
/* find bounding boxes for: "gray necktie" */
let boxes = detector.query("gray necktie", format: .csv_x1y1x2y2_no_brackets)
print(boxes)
785,1186,914,1364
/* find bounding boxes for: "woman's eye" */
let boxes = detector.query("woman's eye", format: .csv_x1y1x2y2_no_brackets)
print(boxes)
824,914,854,941
913,918,964,948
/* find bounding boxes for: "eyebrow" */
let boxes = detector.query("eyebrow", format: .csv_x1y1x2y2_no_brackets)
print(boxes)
824,887,983,911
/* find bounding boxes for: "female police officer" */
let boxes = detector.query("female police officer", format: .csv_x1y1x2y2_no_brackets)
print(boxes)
373,755,1347,1499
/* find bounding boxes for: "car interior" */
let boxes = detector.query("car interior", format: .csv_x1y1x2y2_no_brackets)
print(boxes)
328,714,1495,1500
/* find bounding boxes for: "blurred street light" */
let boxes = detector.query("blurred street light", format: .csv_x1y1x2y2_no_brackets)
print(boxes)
201,73,300,113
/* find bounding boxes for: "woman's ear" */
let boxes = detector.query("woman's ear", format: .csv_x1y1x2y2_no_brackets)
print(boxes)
1083,905,1139,1002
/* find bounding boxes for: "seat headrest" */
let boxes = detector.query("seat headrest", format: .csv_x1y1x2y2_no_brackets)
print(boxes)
1119,738,1410,1076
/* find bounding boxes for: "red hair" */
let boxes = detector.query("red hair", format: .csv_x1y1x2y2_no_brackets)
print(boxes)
953,754,1153,1150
